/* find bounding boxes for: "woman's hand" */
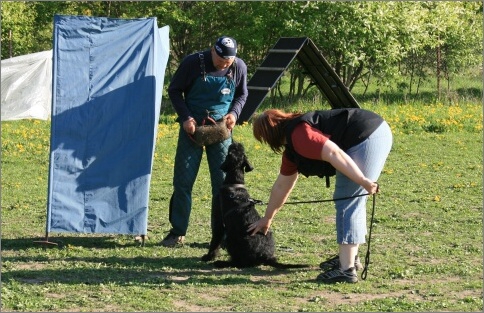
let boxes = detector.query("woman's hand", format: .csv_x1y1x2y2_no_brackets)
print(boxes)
362,179,380,195
247,216,272,236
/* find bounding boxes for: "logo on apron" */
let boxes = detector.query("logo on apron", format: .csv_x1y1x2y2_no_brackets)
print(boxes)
221,88,231,95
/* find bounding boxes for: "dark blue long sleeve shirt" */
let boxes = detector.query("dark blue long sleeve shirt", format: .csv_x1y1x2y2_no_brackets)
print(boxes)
168,50,248,122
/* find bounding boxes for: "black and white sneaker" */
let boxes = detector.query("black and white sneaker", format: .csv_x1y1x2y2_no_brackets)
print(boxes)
319,255,363,271
316,267,358,284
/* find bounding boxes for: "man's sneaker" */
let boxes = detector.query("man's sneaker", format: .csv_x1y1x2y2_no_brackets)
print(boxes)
160,233,185,247
316,267,358,284
319,255,363,271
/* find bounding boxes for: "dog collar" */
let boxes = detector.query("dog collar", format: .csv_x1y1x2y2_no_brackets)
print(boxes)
221,184,246,189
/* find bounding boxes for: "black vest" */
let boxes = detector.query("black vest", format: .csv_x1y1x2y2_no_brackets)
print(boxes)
284,109,383,187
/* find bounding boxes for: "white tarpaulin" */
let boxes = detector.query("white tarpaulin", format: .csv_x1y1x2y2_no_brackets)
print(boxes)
1,50,53,121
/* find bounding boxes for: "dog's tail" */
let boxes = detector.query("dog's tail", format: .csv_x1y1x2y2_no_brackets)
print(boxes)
264,258,308,269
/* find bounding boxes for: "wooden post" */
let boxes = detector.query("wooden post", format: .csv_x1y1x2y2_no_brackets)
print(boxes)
437,43,441,100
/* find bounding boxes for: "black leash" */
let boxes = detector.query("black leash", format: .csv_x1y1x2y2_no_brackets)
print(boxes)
361,192,376,280
245,187,378,280
284,192,370,205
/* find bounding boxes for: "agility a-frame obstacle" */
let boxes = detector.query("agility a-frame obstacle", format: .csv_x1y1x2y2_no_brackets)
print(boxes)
237,37,360,124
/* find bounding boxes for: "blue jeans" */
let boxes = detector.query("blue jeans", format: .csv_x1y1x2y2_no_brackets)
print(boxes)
333,121,393,244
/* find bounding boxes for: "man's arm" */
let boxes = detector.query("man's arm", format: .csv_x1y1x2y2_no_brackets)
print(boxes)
227,58,248,120
168,54,198,122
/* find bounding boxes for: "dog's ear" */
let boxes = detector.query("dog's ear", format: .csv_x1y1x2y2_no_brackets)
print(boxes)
243,158,254,173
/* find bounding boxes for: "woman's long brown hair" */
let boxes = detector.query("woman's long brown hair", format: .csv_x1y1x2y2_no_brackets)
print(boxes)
252,109,303,153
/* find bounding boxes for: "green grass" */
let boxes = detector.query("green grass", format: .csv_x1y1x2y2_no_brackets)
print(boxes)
1,103,482,312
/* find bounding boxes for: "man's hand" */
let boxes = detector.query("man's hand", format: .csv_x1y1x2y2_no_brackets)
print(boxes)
183,117,196,135
225,113,236,131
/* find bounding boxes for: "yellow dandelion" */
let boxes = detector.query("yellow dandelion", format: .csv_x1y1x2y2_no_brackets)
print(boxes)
383,169,394,174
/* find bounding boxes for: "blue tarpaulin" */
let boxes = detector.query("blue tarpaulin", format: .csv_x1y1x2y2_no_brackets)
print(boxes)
47,15,169,235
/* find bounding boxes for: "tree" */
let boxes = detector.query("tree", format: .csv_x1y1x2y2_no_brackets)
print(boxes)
1,2,37,59
395,2,482,98
1,1,481,101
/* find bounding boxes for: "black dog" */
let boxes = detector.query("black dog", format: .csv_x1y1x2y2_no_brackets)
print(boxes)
202,142,305,269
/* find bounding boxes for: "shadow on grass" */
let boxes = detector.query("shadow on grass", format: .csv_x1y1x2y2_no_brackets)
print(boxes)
1,253,311,287
2,237,313,287
2,236,214,251
1,236,141,250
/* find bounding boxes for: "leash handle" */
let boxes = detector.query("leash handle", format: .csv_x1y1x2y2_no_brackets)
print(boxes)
201,115,217,126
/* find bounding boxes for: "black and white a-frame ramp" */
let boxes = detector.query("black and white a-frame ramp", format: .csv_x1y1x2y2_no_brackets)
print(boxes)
237,37,360,124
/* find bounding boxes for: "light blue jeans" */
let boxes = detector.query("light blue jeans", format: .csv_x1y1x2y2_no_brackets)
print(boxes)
333,121,393,244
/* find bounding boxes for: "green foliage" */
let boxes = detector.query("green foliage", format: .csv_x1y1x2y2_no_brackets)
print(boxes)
1,102,482,312
1,2,37,57
1,1,481,97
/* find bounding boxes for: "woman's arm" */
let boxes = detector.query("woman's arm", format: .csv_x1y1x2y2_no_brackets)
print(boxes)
321,140,379,194
247,172,298,236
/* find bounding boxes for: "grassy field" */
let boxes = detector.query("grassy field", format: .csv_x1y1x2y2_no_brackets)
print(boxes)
1,102,482,312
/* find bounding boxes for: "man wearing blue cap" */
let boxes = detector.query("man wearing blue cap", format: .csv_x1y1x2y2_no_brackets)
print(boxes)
162,36,248,247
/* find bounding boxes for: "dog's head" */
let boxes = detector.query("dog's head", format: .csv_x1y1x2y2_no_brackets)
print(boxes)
221,142,254,173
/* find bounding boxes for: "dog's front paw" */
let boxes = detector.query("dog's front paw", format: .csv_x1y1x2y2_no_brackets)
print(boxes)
213,260,233,268
201,251,217,262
